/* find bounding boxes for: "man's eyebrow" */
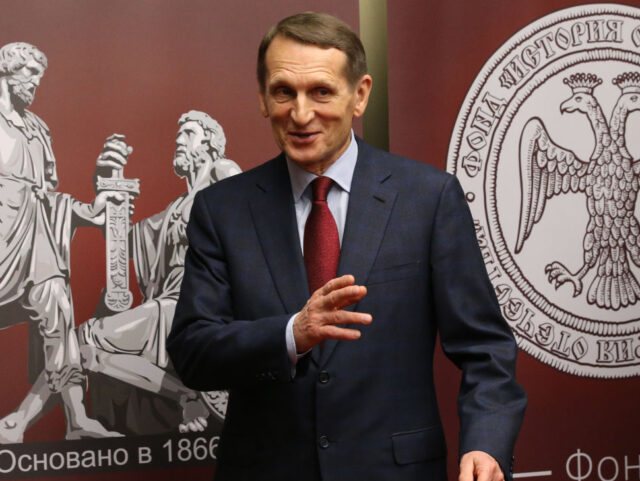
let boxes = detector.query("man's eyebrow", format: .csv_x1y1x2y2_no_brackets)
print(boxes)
176,128,194,138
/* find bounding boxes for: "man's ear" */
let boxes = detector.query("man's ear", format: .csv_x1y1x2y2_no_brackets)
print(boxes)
353,74,373,119
258,91,269,118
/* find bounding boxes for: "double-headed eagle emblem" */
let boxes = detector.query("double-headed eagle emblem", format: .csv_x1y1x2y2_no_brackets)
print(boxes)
516,72,640,311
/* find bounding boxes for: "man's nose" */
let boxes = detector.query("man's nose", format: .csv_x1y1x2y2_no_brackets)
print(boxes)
32,76,41,86
291,97,313,125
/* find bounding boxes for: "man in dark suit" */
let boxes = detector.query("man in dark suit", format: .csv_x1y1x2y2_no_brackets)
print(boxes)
168,12,526,481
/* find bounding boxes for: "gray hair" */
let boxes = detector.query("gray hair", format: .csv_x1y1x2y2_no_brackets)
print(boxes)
0,42,47,76
178,110,226,158
257,12,367,91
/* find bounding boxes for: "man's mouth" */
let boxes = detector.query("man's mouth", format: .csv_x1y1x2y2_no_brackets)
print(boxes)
289,131,319,143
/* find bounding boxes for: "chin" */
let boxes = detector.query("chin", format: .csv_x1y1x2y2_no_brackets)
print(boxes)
285,150,319,166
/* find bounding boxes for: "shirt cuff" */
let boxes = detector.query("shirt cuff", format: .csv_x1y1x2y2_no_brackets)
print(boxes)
285,314,299,366
286,314,311,377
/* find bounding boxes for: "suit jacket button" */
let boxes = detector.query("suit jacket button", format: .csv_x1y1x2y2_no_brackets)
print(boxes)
318,435,330,449
318,371,330,384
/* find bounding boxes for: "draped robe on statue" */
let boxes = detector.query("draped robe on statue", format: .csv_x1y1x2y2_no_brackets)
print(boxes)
0,109,82,392
86,194,193,434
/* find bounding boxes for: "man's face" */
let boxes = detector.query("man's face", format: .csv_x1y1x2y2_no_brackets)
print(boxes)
174,120,208,177
259,36,371,175
8,58,45,109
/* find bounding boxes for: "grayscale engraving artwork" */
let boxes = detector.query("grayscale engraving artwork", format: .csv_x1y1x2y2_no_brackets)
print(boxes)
0,42,121,443
79,111,239,434
447,4,640,378
0,41,237,444
95,135,140,312
517,72,640,311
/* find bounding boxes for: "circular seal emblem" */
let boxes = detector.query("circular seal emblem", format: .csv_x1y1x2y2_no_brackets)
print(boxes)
447,4,640,378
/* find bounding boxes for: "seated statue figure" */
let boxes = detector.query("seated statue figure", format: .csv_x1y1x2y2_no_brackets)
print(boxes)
1,110,239,437
80,111,240,434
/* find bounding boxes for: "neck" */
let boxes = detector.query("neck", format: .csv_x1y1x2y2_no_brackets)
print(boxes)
610,102,628,140
609,100,635,159
580,102,610,160
0,80,15,116
586,101,608,134
186,161,213,194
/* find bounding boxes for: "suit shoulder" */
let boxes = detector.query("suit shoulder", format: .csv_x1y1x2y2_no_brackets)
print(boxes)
195,154,283,202
359,139,454,190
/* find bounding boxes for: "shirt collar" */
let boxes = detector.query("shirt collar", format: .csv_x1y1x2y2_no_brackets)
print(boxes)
286,130,358,201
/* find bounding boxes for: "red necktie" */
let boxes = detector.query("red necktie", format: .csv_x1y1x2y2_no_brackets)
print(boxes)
304,176,340,294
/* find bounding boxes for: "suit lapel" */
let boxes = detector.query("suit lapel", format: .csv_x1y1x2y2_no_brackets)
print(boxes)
249,155,309,315
317,139,397,366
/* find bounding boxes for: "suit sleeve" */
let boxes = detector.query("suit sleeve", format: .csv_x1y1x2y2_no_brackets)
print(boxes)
430,175,527,480
167,191,292,391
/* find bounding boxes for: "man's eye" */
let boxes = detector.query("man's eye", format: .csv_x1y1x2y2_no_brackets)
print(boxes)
314,88,332,99
273,87,293,98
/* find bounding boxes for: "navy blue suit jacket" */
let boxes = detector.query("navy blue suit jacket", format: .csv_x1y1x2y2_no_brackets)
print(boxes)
168,138,526,481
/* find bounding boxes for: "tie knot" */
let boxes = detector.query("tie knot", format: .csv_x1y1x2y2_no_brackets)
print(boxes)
311,176,333,202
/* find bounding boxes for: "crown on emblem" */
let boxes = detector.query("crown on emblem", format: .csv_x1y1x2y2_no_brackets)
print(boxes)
563,73,602,94
612,72,640,94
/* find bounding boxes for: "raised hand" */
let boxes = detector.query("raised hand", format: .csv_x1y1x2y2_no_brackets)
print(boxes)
293,274,372,353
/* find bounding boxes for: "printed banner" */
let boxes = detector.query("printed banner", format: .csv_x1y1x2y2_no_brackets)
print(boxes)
447,3,640,379
0,1,358,479
387,1,639,480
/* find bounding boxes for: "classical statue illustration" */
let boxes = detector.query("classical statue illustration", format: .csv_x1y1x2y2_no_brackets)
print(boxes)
0,42,122,443
516,72,640,310
0,107,239,438
81,110,239,434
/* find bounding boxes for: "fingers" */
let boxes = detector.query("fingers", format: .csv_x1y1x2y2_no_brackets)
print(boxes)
178,416,208,433
459,451,504,481
104,192,125,203
320,274,355,295
98,149,128,167
323,284,367,311
321,325,363,342
459,452,474,481
96,159,125,170
98,133,133,168
316,275,367,311
105,133,126,142
104,134,132,156
294,274,372,351
322,308,372,328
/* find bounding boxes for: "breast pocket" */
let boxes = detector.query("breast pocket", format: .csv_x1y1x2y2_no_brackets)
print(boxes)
367,260,423,286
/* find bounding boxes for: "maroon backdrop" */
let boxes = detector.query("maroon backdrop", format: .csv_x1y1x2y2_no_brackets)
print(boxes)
388,1,640,479
3,1,638,480
0,1,357,479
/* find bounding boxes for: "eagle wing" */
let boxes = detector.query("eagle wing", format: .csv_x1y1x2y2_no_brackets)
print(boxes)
515,117,591,253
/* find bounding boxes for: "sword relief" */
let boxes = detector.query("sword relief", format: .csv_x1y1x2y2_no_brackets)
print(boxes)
95,150,140,312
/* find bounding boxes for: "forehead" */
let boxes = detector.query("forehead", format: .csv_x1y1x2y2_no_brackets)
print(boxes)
21,58,46,74
264,36,348,84
178,120,204,134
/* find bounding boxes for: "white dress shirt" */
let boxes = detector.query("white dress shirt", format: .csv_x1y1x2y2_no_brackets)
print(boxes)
284,131,359,367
